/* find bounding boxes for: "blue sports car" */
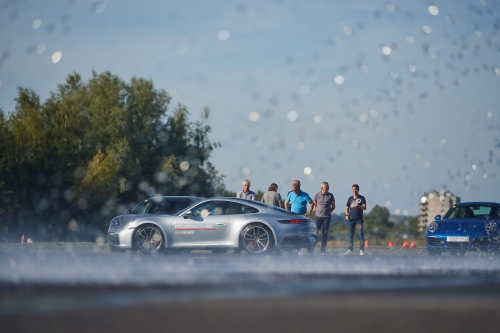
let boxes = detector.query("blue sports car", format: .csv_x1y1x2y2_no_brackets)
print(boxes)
426,202,500,255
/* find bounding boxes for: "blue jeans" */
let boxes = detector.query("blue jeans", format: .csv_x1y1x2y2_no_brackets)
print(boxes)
315,216,331,252
348,219,364,251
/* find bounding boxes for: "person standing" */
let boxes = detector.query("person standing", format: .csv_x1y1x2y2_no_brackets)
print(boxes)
285,180,315,254
236,179,256,200
344,184,367,255
261,183,283,207
313,182,336,255
284,180,314,216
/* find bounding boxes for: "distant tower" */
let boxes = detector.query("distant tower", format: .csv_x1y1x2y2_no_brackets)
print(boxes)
418,189,460,231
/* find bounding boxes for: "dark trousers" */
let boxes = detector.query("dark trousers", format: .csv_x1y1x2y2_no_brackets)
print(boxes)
315,216,331,252
348,219,364,251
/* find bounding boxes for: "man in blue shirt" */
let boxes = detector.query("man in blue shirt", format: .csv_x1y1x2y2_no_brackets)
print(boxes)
284,180,314,216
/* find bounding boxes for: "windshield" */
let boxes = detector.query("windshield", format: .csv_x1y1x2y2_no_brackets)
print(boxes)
131,198,197,215
443,205,500,219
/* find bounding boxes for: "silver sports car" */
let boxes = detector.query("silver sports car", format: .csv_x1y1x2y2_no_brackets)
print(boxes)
107,197,317,255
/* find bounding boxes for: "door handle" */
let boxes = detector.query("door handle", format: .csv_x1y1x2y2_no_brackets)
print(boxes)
216,223,226,225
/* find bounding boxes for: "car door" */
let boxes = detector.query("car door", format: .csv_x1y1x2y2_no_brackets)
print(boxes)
171,200,229,245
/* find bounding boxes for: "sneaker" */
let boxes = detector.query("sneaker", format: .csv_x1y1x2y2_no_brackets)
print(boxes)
321,251,326,256
344,249,352,255
359,249,365,256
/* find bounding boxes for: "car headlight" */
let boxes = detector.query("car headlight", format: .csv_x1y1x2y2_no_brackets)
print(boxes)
110,218,120,227
485,221,497,232
428,221,439,233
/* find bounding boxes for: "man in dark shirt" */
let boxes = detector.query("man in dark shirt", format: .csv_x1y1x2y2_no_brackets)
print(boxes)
344,184,367,255
313,182,335,255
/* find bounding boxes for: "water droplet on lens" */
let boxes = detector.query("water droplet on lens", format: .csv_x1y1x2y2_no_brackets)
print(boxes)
241,167,250,176
303,167,312,175
382,46,391,55
51,51,62,63
94,2,105,13
428,5,439,16
333,75,344,84
249,111,260,122
32,19,42,30
218,30,230,41
287,111,298,121
36,44,45,55
423,25,432,34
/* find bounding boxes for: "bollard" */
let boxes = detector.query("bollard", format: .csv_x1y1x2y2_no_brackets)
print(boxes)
21,234,24,243
402,241,409,249
388,241,394,248
364,240,369,248
410,241,417,248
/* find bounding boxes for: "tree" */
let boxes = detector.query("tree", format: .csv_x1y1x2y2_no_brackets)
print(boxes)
0,71,225,241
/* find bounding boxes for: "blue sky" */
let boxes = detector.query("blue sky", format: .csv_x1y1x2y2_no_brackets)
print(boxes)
1,0,500,215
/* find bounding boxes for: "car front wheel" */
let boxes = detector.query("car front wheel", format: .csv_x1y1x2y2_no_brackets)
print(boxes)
135,225,164,255
239,224,274,255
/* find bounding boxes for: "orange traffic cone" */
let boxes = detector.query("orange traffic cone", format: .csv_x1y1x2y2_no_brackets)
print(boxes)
388,241,394,248
410,241,417,248
364,240,369,248
402,241,409,249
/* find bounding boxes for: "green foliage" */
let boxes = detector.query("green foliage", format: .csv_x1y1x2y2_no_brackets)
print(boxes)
255,190,265,202
0,71,225,242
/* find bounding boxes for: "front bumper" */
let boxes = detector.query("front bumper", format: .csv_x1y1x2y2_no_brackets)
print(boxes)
107,227,135,249
427,235,500,250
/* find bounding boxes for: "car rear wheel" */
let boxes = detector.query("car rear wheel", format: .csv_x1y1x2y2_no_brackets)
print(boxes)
239,224,274,255
427,249,441,256
135,225,164,255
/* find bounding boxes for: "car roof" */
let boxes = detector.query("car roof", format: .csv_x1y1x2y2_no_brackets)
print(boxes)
145,196,204,200
454,202,500,206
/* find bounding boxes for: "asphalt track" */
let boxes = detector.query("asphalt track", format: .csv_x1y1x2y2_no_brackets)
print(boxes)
1,243,500,333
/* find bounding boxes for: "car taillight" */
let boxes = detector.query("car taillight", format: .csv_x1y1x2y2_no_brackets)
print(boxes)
277,219,308,224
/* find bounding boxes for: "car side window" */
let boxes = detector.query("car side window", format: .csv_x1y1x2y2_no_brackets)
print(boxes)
226,203,259,215
191,201,230,216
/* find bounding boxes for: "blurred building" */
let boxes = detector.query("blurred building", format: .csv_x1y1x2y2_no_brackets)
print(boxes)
418,190,460,231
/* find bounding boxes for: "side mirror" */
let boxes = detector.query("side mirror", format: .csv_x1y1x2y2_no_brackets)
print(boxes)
125,209,132,215
183,210,193,219
434,214,441,221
